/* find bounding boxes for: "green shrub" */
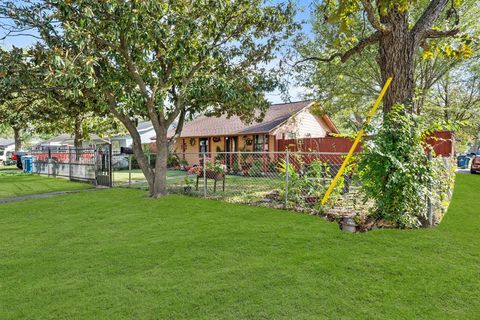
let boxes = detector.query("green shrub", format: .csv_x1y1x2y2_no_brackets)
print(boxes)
357,104,433,227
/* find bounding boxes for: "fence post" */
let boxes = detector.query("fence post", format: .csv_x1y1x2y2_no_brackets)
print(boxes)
68,147,73,181
203,153,207,198
285,149,289,209
108,143,113,187
47,147,51,177
128,155,132,186
427,153,433,226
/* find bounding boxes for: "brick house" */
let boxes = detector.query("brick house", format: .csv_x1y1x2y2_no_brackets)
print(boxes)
151,100,339,167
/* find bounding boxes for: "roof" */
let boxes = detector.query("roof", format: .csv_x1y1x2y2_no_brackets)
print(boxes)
137,121,153,132
38,134,73,145
0,138,15,147
167,100,337,138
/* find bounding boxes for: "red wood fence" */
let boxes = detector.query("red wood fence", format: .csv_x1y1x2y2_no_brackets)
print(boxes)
277,131,455,157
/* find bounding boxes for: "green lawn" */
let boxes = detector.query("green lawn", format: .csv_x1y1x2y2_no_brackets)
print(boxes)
0,165,18,171
113,169,188,185
0,174,479,319
0,172,93,199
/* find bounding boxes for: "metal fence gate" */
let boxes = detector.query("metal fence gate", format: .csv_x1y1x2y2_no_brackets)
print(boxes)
30,145,113,186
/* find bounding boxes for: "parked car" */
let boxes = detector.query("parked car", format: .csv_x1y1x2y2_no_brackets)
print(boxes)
12,152,28,170
471,154,480,174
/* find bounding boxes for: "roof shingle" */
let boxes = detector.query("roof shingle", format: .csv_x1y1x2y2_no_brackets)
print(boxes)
168,100,313,138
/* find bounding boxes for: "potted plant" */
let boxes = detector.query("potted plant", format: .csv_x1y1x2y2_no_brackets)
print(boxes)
205,161,226,180
183,175,193,192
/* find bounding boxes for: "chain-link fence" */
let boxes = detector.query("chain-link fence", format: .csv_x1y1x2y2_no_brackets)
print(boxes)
112,151,369,216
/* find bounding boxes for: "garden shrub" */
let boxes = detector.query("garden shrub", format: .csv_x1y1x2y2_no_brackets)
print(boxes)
277,159,343,208
357,104,435,227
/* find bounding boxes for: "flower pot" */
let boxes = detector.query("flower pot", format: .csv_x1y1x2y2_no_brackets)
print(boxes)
205,169,224,181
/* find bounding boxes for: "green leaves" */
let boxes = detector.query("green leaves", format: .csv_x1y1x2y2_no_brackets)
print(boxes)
357,104,435,227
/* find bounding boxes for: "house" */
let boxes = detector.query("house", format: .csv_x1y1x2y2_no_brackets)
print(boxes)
156,100,339,166
90,121,156,151
36,121,156,152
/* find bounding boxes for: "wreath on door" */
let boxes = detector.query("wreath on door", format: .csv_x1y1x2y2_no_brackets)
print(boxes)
212,137,221,143
189,138,196,146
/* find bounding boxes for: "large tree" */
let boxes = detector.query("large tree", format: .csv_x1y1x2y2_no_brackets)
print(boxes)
2,0,296,197
296,0,474,113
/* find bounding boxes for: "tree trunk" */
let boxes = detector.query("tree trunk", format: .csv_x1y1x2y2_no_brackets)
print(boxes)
378,11,416,113
131,131,155,194
73,115,83,150
153,130,169,198
13,127,21,152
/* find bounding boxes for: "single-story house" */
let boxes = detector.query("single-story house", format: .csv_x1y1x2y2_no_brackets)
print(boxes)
36,121,156,152
153,100,339,166
90,121,156,151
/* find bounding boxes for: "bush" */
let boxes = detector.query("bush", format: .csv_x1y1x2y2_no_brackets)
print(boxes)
357,104,433,227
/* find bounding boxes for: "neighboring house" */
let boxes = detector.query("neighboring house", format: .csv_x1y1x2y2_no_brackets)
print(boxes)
156,100,339,166
36,121,156,152
0,138,15,165
36,134,73,148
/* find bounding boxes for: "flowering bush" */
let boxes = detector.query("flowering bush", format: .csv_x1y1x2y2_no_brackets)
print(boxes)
206,161,226,174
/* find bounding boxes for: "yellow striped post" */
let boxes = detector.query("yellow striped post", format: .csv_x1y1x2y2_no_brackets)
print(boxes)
320,77,393,206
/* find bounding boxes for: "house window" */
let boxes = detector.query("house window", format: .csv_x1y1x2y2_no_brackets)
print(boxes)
254,134,268,152
199,138,209,154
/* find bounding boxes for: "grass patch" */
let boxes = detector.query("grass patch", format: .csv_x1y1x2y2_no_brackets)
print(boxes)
0,171,93,199
0,174,479,319
113,169,189,185
0,165,18,171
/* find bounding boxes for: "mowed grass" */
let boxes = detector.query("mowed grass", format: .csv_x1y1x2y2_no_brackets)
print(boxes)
0,174,480,319
0,172,93,199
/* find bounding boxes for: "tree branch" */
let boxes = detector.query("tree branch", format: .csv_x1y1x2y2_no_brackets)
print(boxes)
295,32,380,66
411,0,449,43
360,0,389,32
424,28,459,39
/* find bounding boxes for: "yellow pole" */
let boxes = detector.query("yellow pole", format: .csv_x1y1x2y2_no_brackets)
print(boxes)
321,77,393,206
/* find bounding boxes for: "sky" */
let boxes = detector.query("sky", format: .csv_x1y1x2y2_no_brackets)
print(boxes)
0,0,316,103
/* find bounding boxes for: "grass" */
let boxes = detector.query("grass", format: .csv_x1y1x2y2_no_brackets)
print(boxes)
0,165,18,171
0,171,93,199
113,169,189,185
123,169,284,203
1,174,480,319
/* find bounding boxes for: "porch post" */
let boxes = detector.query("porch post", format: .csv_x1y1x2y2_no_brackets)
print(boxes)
262,134,267,174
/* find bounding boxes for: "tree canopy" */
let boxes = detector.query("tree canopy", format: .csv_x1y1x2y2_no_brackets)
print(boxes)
1,0,297,196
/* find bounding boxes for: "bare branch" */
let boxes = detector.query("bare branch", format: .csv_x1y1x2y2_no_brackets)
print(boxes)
295,32,380,66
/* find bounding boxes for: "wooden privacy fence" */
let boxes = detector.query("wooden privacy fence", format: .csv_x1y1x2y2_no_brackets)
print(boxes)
278,131,455,157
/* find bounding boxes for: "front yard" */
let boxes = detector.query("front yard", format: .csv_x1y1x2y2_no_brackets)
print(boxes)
0,171,93,199
0,173,479,319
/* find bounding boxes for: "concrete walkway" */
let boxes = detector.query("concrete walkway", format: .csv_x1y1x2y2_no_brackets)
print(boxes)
0,188,100,204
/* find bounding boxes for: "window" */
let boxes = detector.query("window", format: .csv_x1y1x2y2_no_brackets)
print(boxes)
199,138,209,154
254,135,268,152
